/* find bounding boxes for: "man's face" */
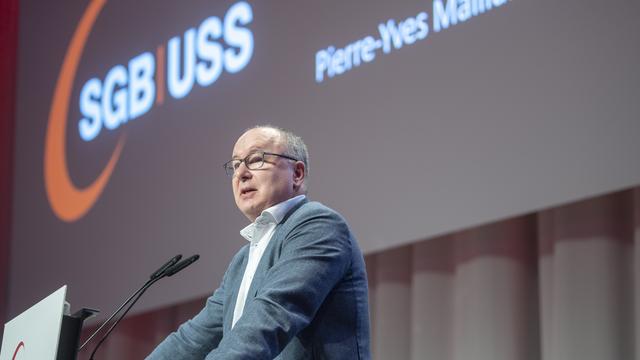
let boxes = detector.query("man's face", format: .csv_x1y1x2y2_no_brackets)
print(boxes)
231,128,300,221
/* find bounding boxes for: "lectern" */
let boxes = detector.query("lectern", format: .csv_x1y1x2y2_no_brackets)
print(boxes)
0,286,96,360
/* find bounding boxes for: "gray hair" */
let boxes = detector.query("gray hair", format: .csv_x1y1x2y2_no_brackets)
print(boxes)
250,124,310,176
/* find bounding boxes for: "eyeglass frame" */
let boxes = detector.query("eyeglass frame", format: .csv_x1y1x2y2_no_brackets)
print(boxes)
223,150,300,176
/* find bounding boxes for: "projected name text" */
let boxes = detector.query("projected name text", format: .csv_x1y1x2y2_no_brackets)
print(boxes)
315,0,509,83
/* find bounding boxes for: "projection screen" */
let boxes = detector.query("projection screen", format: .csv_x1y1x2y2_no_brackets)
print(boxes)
10,0,640,320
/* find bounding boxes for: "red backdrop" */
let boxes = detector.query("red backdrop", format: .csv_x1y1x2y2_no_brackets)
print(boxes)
0,0,19,335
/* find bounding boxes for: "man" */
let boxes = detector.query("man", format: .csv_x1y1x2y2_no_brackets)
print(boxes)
147,126,370,359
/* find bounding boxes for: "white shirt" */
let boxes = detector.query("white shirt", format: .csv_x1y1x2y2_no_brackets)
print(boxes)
231,195,306,327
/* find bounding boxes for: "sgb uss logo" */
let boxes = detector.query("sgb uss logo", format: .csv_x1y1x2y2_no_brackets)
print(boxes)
44,0,254,222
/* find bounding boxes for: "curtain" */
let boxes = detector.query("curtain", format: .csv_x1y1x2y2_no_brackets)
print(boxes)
368,188,637,360
85,186,640,360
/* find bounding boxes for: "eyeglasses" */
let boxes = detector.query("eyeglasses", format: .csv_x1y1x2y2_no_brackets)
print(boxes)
223,151,299,176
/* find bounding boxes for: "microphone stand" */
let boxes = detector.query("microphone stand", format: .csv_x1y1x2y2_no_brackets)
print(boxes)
83,254,200,359
88,277,161,359
78,254,183,353
78,278,154,351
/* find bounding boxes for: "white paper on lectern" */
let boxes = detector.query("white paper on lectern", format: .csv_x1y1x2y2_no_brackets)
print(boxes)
0,285,67,360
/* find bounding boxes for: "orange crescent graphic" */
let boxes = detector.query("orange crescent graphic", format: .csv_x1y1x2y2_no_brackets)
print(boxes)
12,341,24,360
45,0,126,222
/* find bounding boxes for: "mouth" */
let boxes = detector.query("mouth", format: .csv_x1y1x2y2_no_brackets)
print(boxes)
240,188,257,197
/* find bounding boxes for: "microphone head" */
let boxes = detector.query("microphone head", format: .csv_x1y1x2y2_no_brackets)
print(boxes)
165,254,200,277
150,254,182,280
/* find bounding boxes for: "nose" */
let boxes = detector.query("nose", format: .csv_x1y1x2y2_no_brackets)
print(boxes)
235,161,252,181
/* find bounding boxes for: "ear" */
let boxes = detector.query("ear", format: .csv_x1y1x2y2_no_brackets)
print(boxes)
292,161,305,191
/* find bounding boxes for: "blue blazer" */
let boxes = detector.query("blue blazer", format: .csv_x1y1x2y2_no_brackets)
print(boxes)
147,200,371,359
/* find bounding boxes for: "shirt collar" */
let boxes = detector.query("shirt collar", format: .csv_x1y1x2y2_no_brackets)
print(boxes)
240,195,306,243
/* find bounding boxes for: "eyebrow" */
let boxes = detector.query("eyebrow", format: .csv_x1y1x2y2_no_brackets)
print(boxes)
232,148,263,159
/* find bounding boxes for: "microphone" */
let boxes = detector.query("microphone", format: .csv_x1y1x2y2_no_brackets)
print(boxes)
85,254,200,360
150,254,182,280
164,254,200,277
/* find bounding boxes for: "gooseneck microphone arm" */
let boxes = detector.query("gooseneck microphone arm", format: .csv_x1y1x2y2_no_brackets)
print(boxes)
78,254,183,351
86,254,200,360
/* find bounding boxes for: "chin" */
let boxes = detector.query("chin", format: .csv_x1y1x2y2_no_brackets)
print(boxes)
240,204,259,220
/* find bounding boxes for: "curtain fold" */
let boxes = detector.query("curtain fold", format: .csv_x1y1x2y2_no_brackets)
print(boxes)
411,236,453,360
538,190,635,360
371,246,412,359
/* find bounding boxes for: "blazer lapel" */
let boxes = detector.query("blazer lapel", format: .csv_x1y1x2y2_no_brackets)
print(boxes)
224,246,250,331
246,198,308,299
